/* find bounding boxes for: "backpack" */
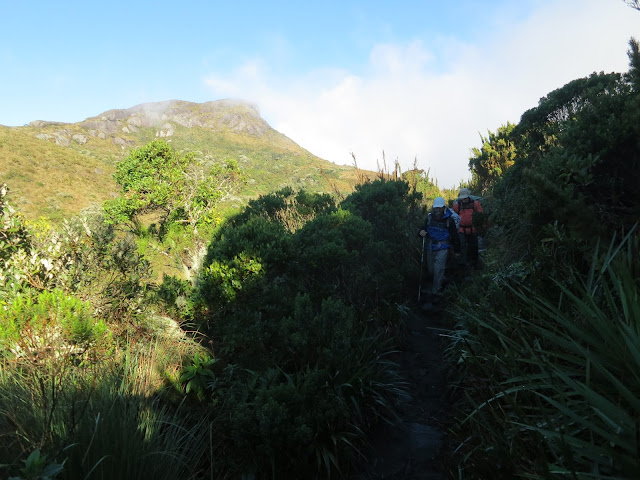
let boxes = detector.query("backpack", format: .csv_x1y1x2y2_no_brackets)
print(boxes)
453,199,481,234
426,212,454,242
455,199,479,213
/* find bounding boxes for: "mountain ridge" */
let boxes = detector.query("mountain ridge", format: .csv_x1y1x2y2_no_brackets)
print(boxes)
27,99,293,148
1,99,374,223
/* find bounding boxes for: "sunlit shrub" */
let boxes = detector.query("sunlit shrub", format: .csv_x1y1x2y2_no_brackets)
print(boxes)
1,289,110,358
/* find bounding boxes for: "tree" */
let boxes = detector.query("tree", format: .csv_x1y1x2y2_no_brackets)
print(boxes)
468,123,517,195
513,72,623,160
625,37,640,90
104,140,241,232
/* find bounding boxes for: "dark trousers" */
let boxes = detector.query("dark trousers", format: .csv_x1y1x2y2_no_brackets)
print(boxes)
459,232,478,267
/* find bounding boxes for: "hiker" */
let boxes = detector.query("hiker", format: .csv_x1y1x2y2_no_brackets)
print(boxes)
452,187,483,269
419,197,460,296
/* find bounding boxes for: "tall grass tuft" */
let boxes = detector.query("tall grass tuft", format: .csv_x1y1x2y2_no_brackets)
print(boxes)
448,227,640,479
0,335,213,480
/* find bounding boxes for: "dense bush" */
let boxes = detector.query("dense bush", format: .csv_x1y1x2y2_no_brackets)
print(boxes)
189,179,421,477
447,39,640,479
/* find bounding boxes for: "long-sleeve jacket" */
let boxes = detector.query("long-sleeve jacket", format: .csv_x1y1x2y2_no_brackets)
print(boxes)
422,208,461,252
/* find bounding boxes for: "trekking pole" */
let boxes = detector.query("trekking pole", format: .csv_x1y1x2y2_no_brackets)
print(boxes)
418,236,425,303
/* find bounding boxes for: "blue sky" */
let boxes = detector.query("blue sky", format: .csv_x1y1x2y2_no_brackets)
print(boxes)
1,0,638,187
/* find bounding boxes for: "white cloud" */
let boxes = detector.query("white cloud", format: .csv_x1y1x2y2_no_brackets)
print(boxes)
203,0,639,188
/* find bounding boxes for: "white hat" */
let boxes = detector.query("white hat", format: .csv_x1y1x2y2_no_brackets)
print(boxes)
433,197,446,208
458,188,470,199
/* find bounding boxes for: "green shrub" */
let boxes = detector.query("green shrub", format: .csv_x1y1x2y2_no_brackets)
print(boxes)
180,351,216,401
447,229,640,478
341,179,421,243
0,289,109,357
0,183,31,265
202,214,290,272
154,274,192,316
188,181,422,477
234,186,336,232
8,448,65,480
206,336,404,479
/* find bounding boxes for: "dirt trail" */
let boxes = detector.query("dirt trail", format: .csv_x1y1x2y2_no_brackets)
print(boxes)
348,298,453,479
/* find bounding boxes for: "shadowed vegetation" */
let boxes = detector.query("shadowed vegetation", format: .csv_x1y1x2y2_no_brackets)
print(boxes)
446,37,640,479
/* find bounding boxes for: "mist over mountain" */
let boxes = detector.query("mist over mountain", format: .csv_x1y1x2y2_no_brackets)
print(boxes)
1,99,371,222
27,99,303,149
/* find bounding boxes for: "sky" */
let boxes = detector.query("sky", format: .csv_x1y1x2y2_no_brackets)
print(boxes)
1,1,638,188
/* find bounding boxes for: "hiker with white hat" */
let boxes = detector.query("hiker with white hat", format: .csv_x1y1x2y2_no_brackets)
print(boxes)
419,197,460,297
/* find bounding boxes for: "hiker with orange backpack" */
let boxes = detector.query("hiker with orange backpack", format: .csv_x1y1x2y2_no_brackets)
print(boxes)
452,188,483,269
419,197,460,297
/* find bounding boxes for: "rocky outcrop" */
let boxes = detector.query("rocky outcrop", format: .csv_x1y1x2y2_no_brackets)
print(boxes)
78,99,272,139
29,120,67,128
79,118,119,135
34,131,88,146
113,137,135,146
220,111,267,135
35,131,71,146
156,123,175,138
28,99,276,152
72,134,87,144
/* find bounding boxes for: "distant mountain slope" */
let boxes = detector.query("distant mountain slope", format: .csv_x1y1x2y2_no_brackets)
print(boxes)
0,126,117,222
1,99,373,222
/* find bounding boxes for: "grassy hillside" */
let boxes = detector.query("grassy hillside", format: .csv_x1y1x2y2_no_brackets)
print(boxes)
1,100,374,223
0,126,118,223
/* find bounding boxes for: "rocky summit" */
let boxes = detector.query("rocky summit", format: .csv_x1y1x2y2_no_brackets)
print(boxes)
28,99,273,148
